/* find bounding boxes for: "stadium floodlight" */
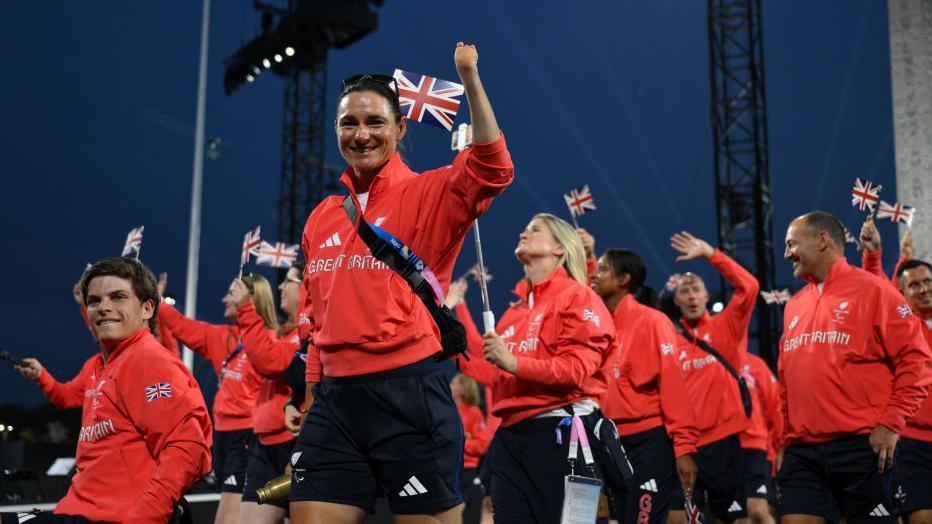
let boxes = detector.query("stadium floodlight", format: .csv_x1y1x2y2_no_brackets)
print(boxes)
274,54,283,62
262,58,272,69
285,46,295,56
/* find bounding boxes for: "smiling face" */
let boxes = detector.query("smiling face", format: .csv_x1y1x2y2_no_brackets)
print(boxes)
590,254,624,299
85,275,154,345
336,90,406,182
278,267,302,318
784,218,822,280
515,218,564,265
222,284,238,320
901,264,932,315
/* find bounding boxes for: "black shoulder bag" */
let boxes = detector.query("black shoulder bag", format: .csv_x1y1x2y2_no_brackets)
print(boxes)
680,329,753,418
342,196,469,362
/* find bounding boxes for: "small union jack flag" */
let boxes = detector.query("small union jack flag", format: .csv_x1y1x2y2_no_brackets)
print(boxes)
851,178,882,212
685,498,704,524
844,228,861,250
761,289,791,305
564,185,597,217
255,241,299,268
393,69,464,131
665,273,682,292
241,226,262,266
121,226,144,257
876,201,915,226
898,304,913,319
145,382,172,402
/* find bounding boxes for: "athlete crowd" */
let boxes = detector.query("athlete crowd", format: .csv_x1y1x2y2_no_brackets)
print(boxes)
8,42,932,524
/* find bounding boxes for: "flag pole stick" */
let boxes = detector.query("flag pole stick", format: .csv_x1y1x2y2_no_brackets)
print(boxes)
471,221,495,333
570,212,579,229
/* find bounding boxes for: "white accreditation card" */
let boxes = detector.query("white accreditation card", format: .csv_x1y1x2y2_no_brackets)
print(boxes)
560,474,603,524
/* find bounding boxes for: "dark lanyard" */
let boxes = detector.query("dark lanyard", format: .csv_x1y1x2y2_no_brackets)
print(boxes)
218,342,245,382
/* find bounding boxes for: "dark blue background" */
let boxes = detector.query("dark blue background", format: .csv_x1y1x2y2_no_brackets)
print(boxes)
0,1,904,406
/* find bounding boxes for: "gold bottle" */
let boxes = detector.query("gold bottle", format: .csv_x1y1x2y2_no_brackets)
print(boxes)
256,474,291,504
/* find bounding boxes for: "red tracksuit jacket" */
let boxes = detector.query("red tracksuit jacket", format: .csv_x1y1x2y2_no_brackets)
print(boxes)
601,293,699,457
159,304,261,431
457,267,614,427
675,250,758,446
299,134,513,382
861,248,907,289
739,353,782,458
459,403,491,469
237,301,298,445
900,311,932,441
778,259,932,444
55,328,212,523
37,355,101,409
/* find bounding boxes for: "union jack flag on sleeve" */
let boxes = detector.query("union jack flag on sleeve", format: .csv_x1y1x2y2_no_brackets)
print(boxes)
761,288,791,305
851,178,882,212
876,200,915,226
145,382,172,402
241,226,262,266
392,69,464,131
255,241,299,268
564,185,597,217
121,226,144,257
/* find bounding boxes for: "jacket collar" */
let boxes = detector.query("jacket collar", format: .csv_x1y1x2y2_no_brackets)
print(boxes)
339,153,413,199
679,310,712,332
805,257,850,290
516,266,571,306
103,327,150,364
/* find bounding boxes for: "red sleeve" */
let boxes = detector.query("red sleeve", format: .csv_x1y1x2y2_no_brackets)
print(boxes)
119,356,212,523
874,286,932,433
414,134,514,263
892,255,909,288
159,303,236,371
760,363,783,455
861,248,887,279
157,323,180,356
709,250,760,365
515,290,613,387
36,357,96,409
454,303,501,387
463,406,492,456
776,332,789,450
299,237,322,385
653,315,699,457
237,301,300,378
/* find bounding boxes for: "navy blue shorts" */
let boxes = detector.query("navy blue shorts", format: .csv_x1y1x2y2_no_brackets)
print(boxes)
777,435,894,523
613,425,678,524
672,433,747,521
743,448,775,504
241,436,295,509
290,358,463,515
212,428,251,494
893,437,932,515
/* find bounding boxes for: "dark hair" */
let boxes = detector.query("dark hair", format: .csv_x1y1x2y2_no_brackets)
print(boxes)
81,257,160,332
896,259,932,282
603,248,660,309
338,76,403,124
291,258,307,275
802,211,846,248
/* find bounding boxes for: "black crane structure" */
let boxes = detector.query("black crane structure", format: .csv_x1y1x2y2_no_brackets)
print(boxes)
706,0,779,367
223,0,382,248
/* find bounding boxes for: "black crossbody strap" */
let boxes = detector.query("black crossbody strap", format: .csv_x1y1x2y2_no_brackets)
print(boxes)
680,328,752,418
341,196,469,362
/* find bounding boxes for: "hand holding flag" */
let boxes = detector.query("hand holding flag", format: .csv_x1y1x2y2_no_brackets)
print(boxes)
393,69,464,131
851,178,882,212
255,241,299,268
240,226,262,277
121,226,144,258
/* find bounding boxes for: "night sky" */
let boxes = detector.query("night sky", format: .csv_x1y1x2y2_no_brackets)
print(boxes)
1,1,903,406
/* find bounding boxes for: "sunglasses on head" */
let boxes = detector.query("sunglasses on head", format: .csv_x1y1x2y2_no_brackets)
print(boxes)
341,73,398,93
